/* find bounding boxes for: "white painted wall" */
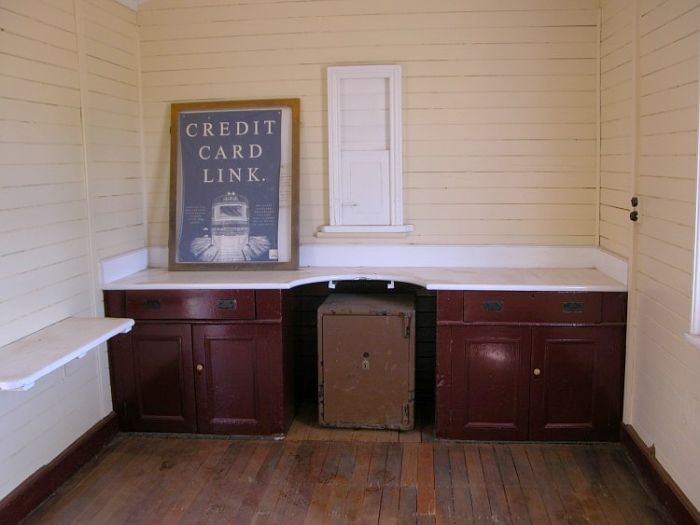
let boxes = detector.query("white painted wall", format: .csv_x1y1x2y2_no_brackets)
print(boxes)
137,0,601,247
0,0,143,501
601,0,700,510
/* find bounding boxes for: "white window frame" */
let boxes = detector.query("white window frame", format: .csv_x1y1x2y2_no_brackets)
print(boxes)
319,64,413,234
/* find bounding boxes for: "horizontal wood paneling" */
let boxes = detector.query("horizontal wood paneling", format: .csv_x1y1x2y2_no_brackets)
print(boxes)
82,0,144,260
599,0,634,258
138,0,599,246
0,2,96,500
0,0,143,504
614,0,700,512
0,0,89,347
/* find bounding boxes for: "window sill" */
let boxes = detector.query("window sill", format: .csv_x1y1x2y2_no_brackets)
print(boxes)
317,224,414,236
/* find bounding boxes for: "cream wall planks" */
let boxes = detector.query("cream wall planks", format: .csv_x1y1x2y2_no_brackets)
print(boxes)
0,0,89,347
600,0,635,258
0,0,143,501
137,0,600,247
601,0,700,510
632,0,700,505
81,0,144,261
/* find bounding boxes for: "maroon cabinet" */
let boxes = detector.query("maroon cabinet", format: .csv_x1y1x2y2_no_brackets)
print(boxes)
436,291,626,441
194,324,272,434
441,325,531,440
104,289,293,435
128,323,197,432
529,325,625,441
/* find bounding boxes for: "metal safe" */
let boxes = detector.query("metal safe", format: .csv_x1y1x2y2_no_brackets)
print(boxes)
317,294,415,430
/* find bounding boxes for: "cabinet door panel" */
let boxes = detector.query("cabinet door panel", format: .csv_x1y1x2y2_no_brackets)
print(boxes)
530,326,624,441
446,325,531,440
130,323,196,432
193,324,268,434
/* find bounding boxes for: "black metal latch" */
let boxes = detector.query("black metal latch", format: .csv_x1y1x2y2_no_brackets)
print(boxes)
562,301,585,313
482,300,504,312
144,298,161,309
217,299,237,310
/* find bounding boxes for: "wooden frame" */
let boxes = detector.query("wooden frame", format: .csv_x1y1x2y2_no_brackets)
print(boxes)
169,99,299,271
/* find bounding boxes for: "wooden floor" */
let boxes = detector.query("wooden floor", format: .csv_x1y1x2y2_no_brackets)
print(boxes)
24,423,673,525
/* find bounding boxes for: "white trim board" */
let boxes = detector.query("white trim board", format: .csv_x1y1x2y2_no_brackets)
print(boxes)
110,245,628,286
101,248,148,285
299,245,628,283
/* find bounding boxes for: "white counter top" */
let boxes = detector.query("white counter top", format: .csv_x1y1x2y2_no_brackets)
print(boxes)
102,266,626,292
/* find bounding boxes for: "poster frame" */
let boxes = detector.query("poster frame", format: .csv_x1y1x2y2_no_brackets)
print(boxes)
168,98,300,271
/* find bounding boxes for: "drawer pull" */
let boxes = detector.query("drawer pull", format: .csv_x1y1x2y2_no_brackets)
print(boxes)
533,368,541,377
562,301,584,313
217,299,237,310
144,299,161,309
481,300,504,312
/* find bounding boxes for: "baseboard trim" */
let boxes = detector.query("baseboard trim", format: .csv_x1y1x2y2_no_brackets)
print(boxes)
621,424,700,525
0,412,118,525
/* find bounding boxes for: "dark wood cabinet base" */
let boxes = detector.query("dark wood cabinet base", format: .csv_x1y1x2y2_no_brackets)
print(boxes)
104,289,294,436
436,291,626,441
106,287,626,443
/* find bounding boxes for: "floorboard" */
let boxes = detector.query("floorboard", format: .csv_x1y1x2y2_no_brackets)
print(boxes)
23,430,674,525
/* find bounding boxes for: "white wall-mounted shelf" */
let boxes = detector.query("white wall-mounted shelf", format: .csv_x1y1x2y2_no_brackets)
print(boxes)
0,317,134,391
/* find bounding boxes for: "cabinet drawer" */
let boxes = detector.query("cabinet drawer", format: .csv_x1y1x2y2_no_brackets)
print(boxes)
463,291,602,323
463,292,535,322
534,292,601,324
125,290,255,320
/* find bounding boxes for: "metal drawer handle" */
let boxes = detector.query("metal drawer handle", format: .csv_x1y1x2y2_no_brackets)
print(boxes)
217,299,237,310
481,300,504,312
562,301,584,313
144,299,161,309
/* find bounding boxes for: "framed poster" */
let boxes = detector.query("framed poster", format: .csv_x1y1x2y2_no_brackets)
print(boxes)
169,99,299,270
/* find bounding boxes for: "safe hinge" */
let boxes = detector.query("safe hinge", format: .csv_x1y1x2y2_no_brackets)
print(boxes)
318,383,324,416
402,403,411,427
402,313,412,338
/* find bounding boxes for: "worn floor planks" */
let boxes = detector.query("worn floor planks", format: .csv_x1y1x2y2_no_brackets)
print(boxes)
24,432,673,525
